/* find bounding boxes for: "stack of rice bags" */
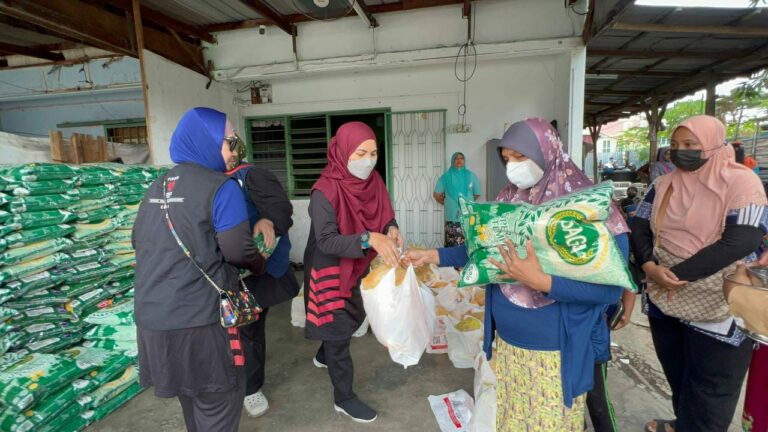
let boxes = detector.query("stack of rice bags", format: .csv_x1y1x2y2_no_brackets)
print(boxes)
0,163,164,432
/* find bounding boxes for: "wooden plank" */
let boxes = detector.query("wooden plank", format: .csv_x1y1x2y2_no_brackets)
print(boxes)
0,42,64,61
83,134,98,162
70,134,83,164
586,68,691,78
205,0,464,32
0,54,123,71
132,0,154,164
97,136,107,162
589,49,743,59
583,0,634,44
585,89,648,96
49,131,65,162
612,22,768,37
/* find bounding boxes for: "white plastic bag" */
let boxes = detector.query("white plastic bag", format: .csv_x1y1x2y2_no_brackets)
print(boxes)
467,386,496,432
290,287,305,328
352,317,369,337
361,265,435,368
445,316,483,369
428,389,475,432
472,351,496,399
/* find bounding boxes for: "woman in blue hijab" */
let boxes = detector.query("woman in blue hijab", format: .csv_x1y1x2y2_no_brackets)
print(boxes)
433,152,481,246
134,107,266,432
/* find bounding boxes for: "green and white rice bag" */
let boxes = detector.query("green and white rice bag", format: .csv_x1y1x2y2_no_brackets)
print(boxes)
5,288,69,309
0,271,64,304
85,300,134,326
77,365,139,410
255,234,281,257
62,261,118,284
84,324,136,342
109,253,135,269
57,248,114,269
102,242,134,255
71,352,137,397
75,184,117,200
458,182,636,291
0,384,77,432
0,253,67,285
0,210,11,225
2,163,76,182
82,338,137,352
74,206,121,224
24,332,83,354
0,210,77,237
107,230,132,243
9,305,75,327
1,332,23,356
7,194,79,214
73,165,119,186
0,352,96,415
7,179,76,197
114,194,144,205
0,306,19,321
68,197,117,213
3,225,75,249
62,236,111,253
71,219,118,241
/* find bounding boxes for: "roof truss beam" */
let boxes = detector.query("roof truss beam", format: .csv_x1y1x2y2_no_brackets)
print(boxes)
0,41,64,61
612,21,768,37
239,0,294,35
589,49,745,59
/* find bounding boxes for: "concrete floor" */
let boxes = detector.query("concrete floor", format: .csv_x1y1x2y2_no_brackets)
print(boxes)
87,291,747,432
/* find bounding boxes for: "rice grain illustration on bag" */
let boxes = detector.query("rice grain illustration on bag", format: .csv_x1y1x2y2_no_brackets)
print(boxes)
458,182,636,291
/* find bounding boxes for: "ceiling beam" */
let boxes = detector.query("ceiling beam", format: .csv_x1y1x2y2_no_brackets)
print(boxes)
205,0,465,33
582,0,634,44
586,68,692,78
91,0,217,44
585,89,647,97
612,21,768,37
0,41,64,61
589,49,745,59
0,0,134,55
0,54,123,71
352,0,378,28
239,0,294,35
0,0,207,76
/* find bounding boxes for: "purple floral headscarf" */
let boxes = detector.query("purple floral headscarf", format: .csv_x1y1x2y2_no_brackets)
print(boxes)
496,118,629,308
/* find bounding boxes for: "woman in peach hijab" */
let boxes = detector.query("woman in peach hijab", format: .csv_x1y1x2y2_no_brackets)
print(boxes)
630,115,767,432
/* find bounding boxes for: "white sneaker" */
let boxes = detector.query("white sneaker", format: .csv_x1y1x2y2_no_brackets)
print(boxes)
243,391,269,418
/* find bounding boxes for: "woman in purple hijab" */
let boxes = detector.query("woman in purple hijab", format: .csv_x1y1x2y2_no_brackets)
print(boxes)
405,118,630,431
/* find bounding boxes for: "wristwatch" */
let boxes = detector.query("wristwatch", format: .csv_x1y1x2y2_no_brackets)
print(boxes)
360,231,370,249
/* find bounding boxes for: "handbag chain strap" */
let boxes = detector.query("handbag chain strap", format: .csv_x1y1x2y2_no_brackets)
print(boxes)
162,176,226,296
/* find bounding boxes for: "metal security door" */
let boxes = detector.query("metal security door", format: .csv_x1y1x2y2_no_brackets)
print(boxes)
386,111,446,248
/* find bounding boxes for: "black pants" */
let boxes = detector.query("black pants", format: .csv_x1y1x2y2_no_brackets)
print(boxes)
316,339,356,404
240,307,269,396
587,362,619,432
177,369,246,432
649,317,752,432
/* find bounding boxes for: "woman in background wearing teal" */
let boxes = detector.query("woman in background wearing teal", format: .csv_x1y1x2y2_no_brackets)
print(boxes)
433,152,481,246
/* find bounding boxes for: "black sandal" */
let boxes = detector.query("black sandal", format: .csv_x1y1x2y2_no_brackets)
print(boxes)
645,419,675,432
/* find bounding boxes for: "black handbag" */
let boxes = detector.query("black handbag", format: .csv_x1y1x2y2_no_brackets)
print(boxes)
162,176,261,328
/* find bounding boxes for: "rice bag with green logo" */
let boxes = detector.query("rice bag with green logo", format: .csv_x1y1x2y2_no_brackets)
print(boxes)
0,253,67,285
103,242,134,255
458,182,636,291
0,350,28,372
1,164,76,182
107,230,132,243
7,179,76,197
107,267,134,283
7,194,79,214
0,384,77,432
71,352,137,397
0,192,10,207
3,225,75,249
57,248,114,269
62,236,111,253
109,253,135,269
62,261,118,284
1,332,23,356
17,320,83,344
116,183,149,197
82,338,137,352
66,287,113,318
5,289,70,309
114,193,144,205
85,300,134,326
70,219,118,241
0,210,77,237
73,165,120,185
9,305,75,327
75,184,117,200
25,331,83,354
0,271,65,304
0,210,11,225
58,277,110,299
117,203,139,219
68,197,117,213
74,206,121,224
0,352,96,415
84,324,136,342
80,381,141,423
255,234,281,257
77,365,139,410
0,306,19,321
36,400,84,432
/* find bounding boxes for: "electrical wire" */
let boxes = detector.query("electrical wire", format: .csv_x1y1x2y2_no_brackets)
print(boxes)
454,3,478,127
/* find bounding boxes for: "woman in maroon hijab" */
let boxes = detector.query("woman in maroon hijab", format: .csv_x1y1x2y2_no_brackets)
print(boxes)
303,121,401,423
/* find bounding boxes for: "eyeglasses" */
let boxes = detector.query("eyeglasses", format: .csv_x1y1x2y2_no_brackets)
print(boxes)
224,135,242,152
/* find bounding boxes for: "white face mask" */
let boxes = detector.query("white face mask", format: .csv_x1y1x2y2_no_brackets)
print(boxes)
347,157,377,180
506,159,544,189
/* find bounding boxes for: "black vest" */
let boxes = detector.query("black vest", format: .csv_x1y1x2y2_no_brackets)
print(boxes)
133,163,239,330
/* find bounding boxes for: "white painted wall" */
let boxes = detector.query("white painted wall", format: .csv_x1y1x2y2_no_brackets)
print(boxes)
142,50,238,165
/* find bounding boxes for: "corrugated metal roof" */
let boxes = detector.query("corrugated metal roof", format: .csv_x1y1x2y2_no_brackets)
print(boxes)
584,2,768,124
140,0,262,25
